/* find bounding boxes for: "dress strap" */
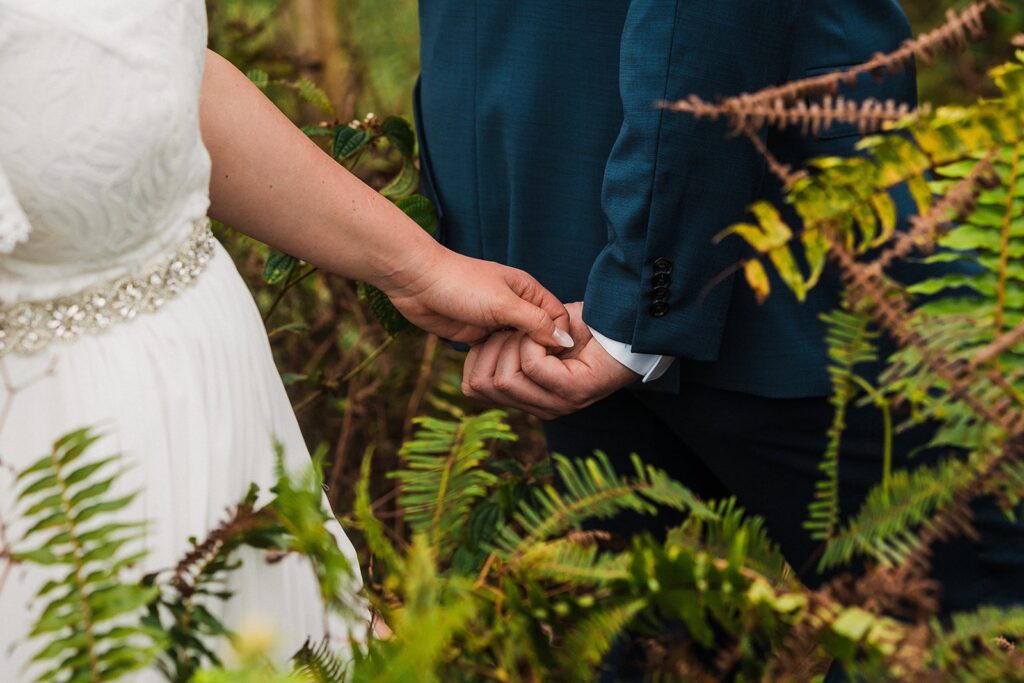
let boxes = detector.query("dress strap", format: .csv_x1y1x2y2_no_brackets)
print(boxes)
0,161,31,254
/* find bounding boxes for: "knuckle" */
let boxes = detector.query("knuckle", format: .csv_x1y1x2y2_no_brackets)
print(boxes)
492,373,514,393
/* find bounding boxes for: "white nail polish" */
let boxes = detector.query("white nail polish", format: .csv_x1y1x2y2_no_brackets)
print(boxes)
554,328,575,348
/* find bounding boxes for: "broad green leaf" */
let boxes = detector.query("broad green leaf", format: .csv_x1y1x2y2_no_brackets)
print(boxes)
333,126,370,161
263,251,298,285
380,160,420,200
358,282,411,336
382,116,416,158
395,194,439,235
301,124,333,137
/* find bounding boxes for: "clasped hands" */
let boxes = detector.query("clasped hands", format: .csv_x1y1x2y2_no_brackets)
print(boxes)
380,246,637,420
462,302,639,420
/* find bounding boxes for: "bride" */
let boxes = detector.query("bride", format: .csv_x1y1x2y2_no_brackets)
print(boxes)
0,1,571,679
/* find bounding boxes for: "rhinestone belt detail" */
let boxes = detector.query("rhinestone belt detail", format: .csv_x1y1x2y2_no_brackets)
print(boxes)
0,219,217,357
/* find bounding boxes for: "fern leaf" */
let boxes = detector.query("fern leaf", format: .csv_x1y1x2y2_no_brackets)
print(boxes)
292,637,347,683
513,538,630,585
820,457,970,570
558,599,647,682
930,605,1024,669
392,411,514,558
13,429,165,682
354,447,402,573
494,452,709,560
670,498,790,586
295,79,334,115
806,308,879,541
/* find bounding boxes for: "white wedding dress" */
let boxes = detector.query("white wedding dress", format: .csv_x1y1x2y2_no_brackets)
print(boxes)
0,1,365,679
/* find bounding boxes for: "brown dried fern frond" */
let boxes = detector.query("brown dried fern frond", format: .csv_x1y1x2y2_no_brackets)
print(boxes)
872,154,998,272
831,245,1024,436
662,95,918,138
972,319,1024,369
660,0,1008,136
169,498,272,597
897,438,1024,573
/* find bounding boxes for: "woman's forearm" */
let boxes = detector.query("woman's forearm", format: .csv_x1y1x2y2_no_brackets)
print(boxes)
199,49,442,290
199,50,571,349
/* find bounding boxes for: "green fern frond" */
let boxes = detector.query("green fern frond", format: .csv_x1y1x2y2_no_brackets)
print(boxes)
493,452,710,560
245,68,269,90
292,637,347,683
392,410,514,557
513,537,630,585
807,308,880,541
930,605,1024,670
670,497,790,586
270,443,358,616
145,485,274,681
294,79,334,115
354,447,402,573
820,457,970,570
13,428,164,682
558,599,647,682
350,536,478,683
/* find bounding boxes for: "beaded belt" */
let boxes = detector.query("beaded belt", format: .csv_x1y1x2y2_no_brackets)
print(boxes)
0,219,217,358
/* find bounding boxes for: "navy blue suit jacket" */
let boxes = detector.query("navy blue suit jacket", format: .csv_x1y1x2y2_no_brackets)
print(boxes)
415,1,918,398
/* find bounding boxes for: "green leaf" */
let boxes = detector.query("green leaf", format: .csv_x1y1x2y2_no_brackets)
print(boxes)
380,160,420,200
263,251,298,285
333,126,370,161
245,68,269,90
382,116,416,158
64,456,119,488
296,79,334,115
395,195,439,235
301,124,333,138
358,282,411,336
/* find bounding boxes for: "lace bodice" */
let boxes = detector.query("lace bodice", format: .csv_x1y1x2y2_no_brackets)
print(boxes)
0,0,212,304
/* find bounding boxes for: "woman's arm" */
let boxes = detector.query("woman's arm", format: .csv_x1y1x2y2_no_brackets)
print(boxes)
200,50,571,348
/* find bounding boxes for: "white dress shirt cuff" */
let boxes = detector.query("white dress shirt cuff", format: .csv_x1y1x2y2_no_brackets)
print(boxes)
588,326,675,383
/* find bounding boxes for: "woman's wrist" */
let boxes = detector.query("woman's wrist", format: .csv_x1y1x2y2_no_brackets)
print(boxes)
368,230,449,298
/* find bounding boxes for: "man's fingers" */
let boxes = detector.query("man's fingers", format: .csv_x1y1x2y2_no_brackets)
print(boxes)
462,332,512,398
520,334,579,391
461,332,569,420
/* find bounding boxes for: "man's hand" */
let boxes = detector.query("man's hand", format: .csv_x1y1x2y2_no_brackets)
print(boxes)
462,302,639,419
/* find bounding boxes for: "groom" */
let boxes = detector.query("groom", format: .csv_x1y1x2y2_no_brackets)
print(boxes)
415,0,1024,669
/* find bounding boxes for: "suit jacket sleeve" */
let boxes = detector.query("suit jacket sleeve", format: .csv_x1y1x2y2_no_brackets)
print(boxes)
582,0,800,361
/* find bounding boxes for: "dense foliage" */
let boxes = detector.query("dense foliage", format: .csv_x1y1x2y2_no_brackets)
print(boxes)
4,1,1024,682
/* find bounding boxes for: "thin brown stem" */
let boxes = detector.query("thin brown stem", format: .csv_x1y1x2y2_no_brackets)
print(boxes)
995,142,1023,338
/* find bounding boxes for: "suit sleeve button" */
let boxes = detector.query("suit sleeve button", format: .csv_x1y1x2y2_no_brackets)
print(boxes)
653,258,673,274
652,273,672,288
652,286,670,302
649,301,669,317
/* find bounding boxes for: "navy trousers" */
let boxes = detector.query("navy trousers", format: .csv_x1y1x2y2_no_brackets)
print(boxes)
543,384,1024,680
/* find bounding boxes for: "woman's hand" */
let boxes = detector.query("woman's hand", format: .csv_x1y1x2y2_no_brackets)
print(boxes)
382,246,574,348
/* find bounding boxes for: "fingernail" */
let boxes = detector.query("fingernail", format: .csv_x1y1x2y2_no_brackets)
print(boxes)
553,328,574,348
